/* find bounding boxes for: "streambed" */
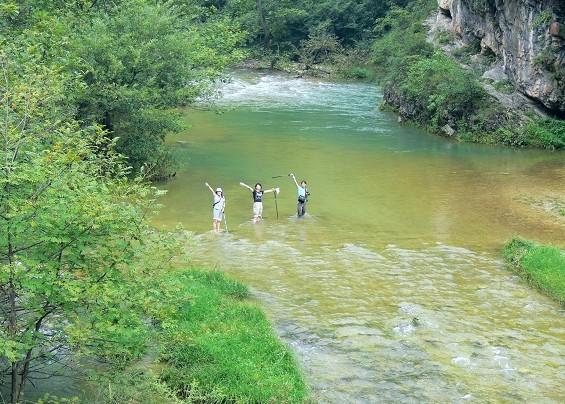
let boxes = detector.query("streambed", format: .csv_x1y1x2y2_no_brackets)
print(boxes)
155,70,565,402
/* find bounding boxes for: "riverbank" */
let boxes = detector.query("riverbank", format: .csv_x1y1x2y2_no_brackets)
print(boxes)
373,0,565,150
504,238,565,305
237,57,376,81
97,269,307,403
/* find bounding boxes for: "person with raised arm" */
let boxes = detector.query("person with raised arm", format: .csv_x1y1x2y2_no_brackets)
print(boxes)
205,182,225,233
239,182,277,223
289,173,309,217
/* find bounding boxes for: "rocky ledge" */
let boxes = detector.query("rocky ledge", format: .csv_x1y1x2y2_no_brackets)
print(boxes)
436,0,564,114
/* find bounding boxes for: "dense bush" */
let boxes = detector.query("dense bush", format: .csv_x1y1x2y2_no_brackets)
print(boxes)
397,51,486,128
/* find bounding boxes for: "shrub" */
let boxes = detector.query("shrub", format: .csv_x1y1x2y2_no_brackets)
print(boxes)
397,51,486,128
493,79,515,94
524,118,565,150
532,9,553,29
434,30,454,45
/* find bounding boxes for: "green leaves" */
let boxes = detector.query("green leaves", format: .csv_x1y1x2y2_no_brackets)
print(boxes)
1,43,183,400
67,0,244,178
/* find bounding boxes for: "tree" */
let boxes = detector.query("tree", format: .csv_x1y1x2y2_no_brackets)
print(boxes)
0,45,177,403
299,26,343,68
67,0,245,177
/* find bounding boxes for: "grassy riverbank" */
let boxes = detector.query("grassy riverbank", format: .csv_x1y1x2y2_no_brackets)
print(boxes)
98,270,307,403
504,238,565,304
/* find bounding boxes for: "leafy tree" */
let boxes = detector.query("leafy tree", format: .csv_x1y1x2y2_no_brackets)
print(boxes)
0,45,178,403
299,27,343,68
217,0,410,55
67,0,245,177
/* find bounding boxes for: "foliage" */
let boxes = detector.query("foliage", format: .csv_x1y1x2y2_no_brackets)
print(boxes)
523,118,565,150
532,9,553,29
338,66,375,80
158,270,308,403
372,1,435,80
395,51,486,128
66,0,245,177
460,116,565,150
93,370,183,404
204,0,413,56
452,37,482,60
0,45,181,403
492,79,515,94
504,238,565,305
370,0,565,150
434,29,455,45
299,27,343,66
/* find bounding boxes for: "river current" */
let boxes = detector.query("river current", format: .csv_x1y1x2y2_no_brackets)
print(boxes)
155,70,564,403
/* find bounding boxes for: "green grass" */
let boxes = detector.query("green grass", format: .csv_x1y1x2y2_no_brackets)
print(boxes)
504,238,565,305
158,270,308,403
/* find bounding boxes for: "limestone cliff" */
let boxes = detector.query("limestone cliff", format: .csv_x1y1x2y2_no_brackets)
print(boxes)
437,0,564,113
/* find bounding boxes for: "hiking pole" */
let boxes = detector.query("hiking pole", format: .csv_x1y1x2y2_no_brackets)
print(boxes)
273,188,280,219
272,174,291,179
223,212,229,233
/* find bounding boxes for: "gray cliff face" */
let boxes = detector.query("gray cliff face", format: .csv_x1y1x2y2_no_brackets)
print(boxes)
438,0,564,113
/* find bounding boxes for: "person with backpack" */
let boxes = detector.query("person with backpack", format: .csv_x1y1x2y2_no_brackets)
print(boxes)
205,182,225,233
289,173,309,217
239,182,278,223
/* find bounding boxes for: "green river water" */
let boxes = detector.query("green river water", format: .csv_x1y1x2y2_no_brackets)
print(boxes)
154,70,565,403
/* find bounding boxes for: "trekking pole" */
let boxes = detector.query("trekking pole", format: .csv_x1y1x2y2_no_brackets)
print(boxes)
223,212,229,233
274,188,280,219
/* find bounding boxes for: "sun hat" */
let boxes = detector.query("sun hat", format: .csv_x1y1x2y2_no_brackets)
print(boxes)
216,187,223,192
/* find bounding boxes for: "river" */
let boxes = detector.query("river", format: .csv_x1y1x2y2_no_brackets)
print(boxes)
155,70,565,402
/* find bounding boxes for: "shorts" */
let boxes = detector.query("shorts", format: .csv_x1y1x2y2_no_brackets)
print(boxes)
253,202,263,218
213,209,223,221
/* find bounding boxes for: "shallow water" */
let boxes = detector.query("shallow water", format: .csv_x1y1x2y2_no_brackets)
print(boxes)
156,70,565,402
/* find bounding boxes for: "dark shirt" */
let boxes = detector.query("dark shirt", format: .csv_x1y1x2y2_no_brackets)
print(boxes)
253,190,264,202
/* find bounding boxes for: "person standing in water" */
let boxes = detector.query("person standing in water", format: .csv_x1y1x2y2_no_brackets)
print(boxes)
205,182,225,233
290,173,309,217
239,182,277,223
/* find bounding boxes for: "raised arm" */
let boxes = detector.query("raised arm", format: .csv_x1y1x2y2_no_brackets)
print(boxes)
239,182,254,191
204,182,216,195
290,173,299,188
263,187,277,194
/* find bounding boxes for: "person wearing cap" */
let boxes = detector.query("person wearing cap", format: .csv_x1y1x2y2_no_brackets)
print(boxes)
205,182,225,233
